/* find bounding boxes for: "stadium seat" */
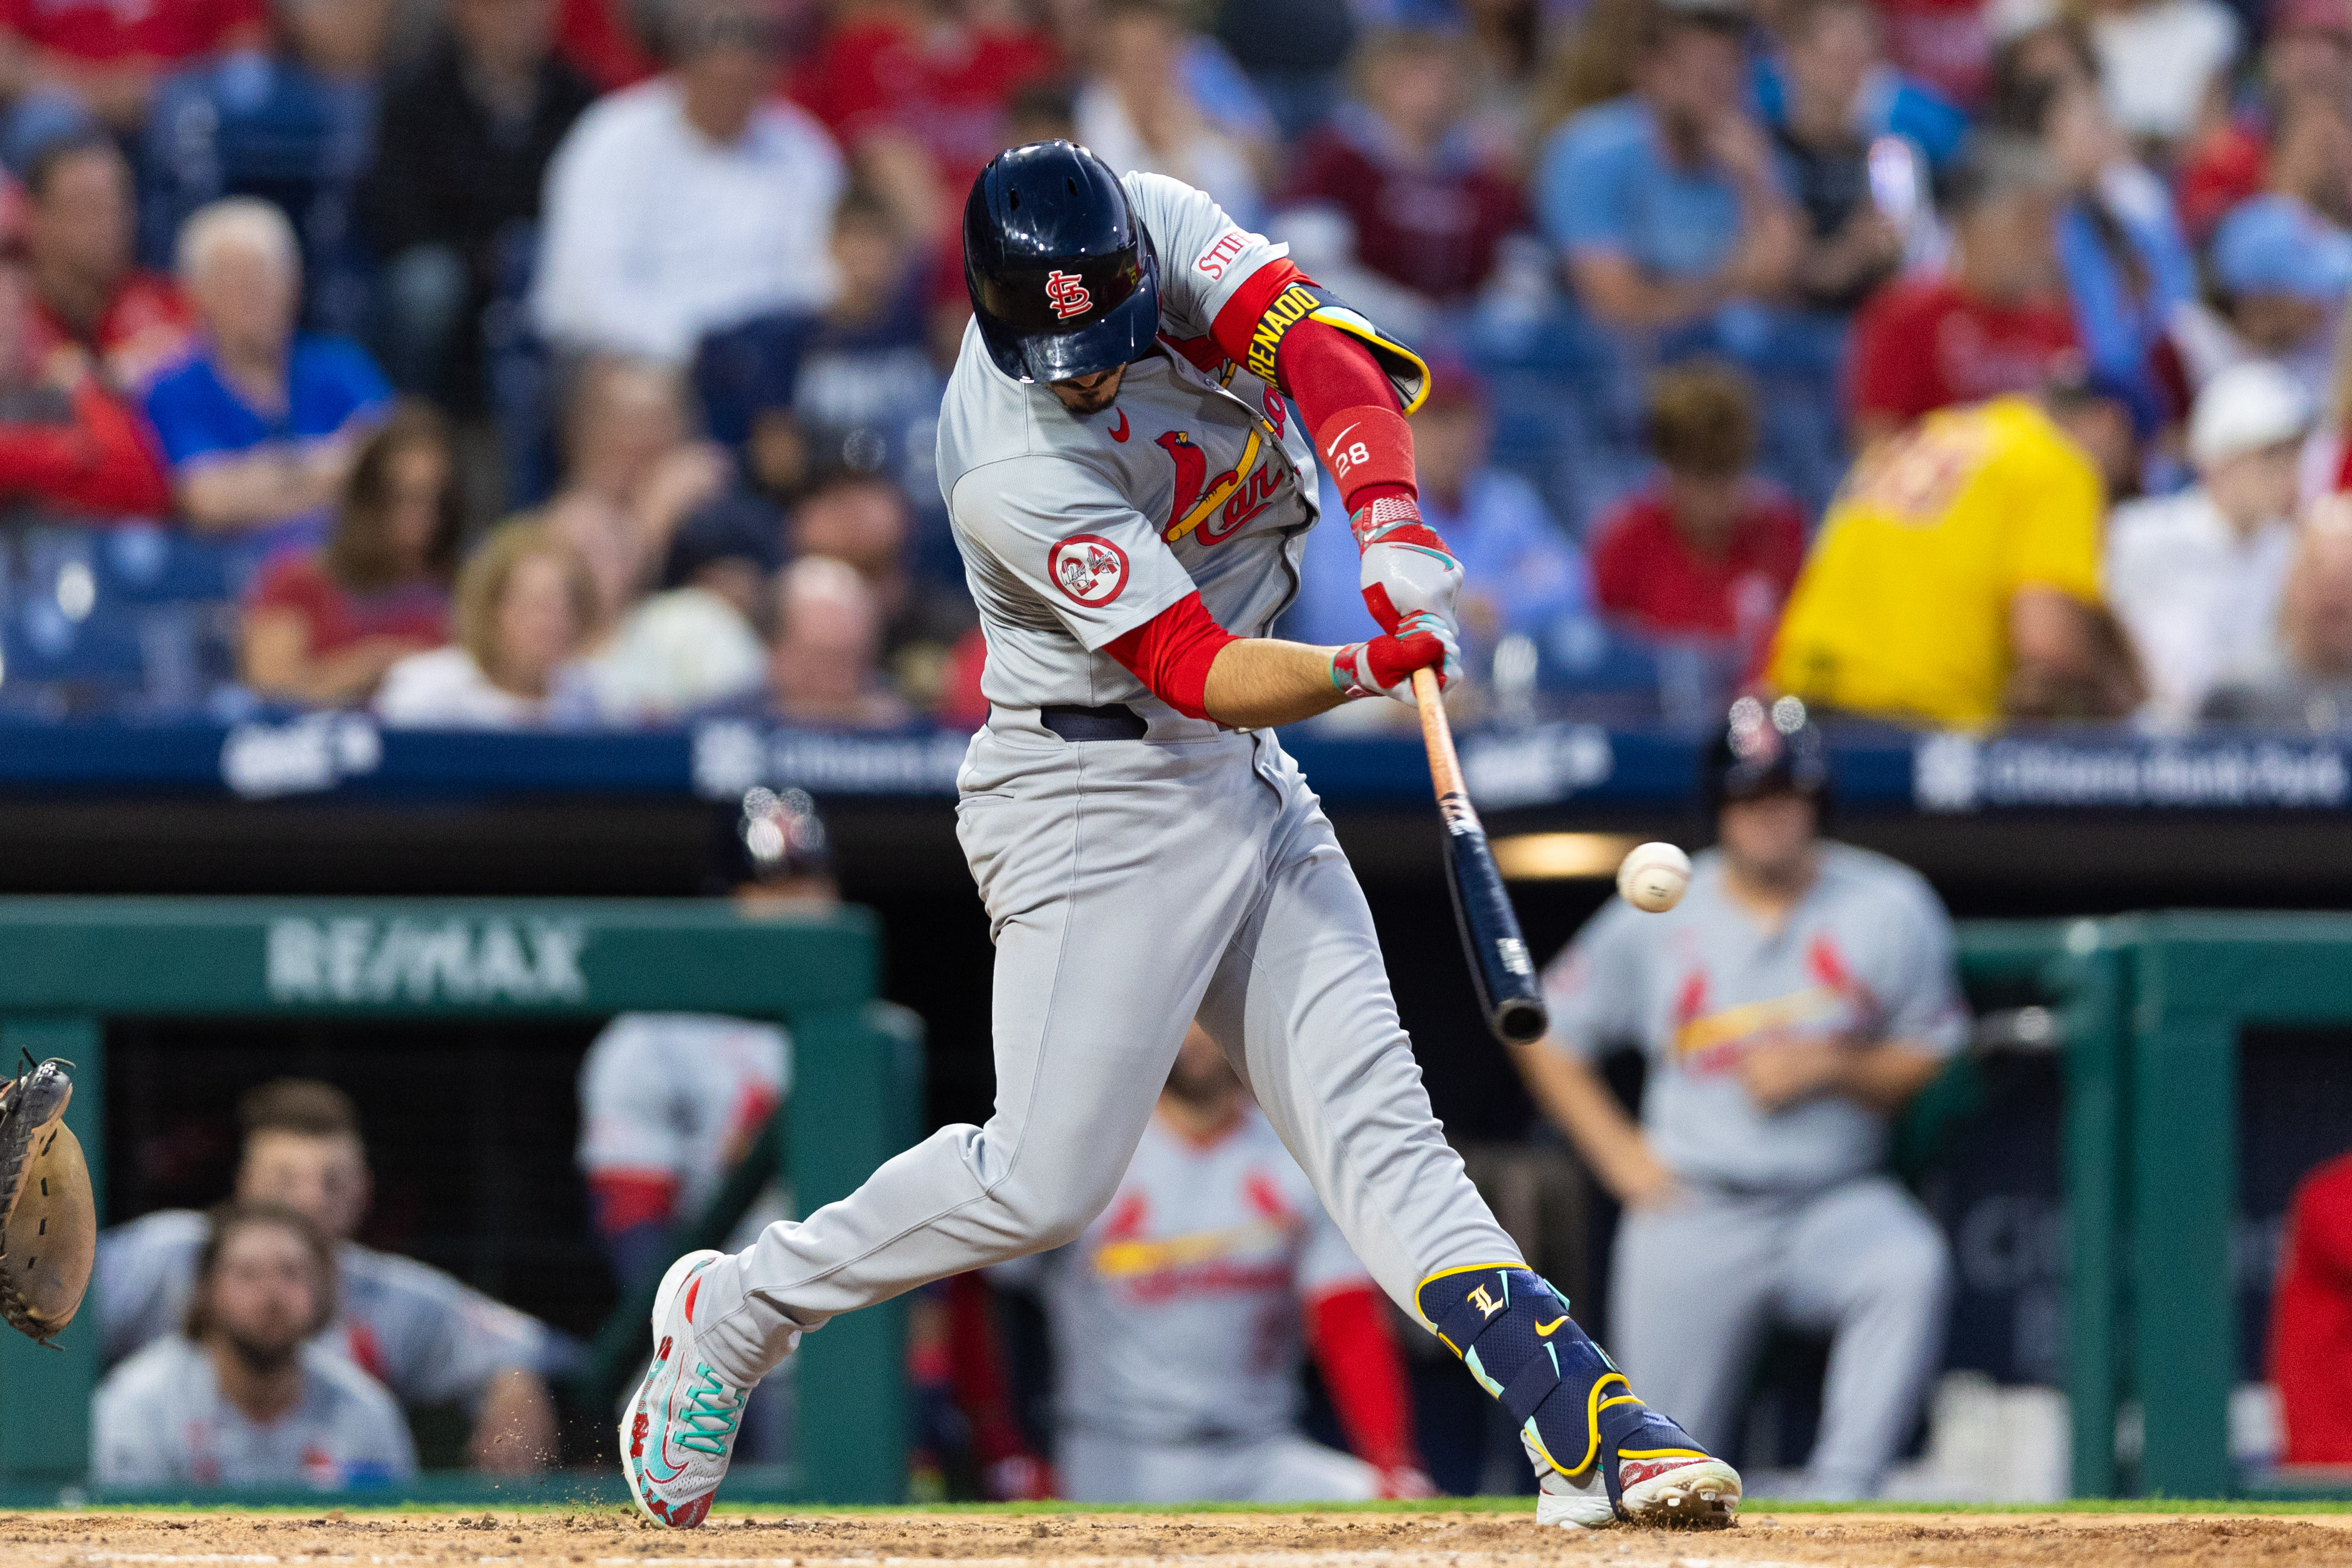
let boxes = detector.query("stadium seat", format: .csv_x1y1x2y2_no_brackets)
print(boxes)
86,524,239,603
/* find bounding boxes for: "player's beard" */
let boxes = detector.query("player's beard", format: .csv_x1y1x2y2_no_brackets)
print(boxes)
223,1326,304,1377
1163,1052,1239,1109
1048,365,1126,415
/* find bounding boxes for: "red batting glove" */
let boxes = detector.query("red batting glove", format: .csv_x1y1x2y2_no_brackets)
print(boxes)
1331,610,1461,703
1353,495,1464,639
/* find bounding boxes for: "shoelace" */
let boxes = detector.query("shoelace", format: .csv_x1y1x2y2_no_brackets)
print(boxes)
676,1365,745,1456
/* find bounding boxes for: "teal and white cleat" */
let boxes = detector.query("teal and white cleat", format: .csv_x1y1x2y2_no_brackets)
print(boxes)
621,1249,747,1529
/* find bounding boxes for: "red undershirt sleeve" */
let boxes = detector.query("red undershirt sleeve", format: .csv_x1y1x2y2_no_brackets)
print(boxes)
1204,263,1416,515
1103,589,1239,722
1305,1284,1420,1472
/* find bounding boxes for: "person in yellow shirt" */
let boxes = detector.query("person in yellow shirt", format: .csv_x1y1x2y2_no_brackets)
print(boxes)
1768,388,2143,727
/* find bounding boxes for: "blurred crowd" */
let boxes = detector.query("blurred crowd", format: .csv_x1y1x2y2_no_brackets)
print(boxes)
4,0,2352,729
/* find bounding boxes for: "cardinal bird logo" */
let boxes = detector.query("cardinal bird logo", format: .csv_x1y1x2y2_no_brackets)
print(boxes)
1045,270,1093,319
1156,431,1209,534
1157,427,1282,544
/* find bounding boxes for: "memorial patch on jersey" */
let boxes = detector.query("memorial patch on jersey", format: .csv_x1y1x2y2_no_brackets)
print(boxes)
1048,534,1130,606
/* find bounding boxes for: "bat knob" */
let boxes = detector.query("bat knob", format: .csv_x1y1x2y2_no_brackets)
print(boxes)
1495,998,1549,1045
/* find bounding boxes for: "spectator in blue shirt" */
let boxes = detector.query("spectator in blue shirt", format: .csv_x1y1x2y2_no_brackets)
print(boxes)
2209,96,2352,402
142,196,390,551
1536,0,1801,346
1290,361,1590,665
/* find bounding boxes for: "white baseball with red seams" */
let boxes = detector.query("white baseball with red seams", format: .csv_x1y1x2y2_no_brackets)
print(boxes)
1618,842,1694,913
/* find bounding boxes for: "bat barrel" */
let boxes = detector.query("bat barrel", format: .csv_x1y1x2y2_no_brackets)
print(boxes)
1438,821,1550,1046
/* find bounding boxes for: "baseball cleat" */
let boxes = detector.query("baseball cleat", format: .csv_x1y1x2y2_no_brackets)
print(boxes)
1617,1449,1741,1528
1527,1428,1742,1530
621,1249,745,1529
1606,1406,1741,1528
1418,1264,1740,1531
1529,1433,1615,1528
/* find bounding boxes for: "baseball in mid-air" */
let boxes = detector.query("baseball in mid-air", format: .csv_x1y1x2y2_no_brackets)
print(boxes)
1618,842,1692,913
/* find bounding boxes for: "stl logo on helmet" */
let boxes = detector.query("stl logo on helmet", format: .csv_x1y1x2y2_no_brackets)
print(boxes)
1048,534,1129,607
1044,270,1093,320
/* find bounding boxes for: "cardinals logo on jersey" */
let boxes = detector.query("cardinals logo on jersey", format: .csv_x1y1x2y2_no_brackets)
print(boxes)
1156,428,1286,546
1045,270,1093,320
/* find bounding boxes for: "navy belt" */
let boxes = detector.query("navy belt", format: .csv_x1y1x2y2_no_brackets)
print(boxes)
1039,703,1148,741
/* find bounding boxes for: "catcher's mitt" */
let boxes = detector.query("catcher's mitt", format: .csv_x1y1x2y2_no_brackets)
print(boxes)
0,1059,94,1344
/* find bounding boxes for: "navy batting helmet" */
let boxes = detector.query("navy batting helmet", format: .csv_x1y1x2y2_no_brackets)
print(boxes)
1703,695,1830,816
964,141,1160,384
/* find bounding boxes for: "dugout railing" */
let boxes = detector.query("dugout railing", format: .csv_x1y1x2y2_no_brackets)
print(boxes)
0,896,921,1506
0,901,2336,1505
1956,915,2352,1501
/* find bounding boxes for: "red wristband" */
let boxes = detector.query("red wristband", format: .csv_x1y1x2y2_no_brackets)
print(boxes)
1311,404,1415,508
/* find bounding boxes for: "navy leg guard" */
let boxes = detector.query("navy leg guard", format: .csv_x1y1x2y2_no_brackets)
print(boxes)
1416,1264,1712,1510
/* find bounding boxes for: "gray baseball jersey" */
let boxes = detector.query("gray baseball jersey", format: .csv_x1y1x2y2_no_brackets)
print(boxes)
684,173,1523,1393
1014,1105,1371,1447
1542,843,1969,1192
92,1335,418,1488
938,173,1322,720
97,1209,556,1408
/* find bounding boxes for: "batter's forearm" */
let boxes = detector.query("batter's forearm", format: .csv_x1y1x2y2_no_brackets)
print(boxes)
1200,637,1354,728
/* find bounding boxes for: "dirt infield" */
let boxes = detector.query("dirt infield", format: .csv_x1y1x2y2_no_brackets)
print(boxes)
5,1509,2352,1568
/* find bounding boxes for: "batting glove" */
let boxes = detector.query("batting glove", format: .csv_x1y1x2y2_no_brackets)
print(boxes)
1331,610,1461,705
1353,495,1463,640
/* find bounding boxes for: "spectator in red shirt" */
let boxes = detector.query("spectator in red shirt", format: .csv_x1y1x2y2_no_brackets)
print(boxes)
1280,29,1526,310
0,0,265,131
239,401,460,707
0,255,171,515
1846,132,2080,447
2272,1150,2352,1463
790,0,1059,213
21,131,193,391
1590,362,1805,672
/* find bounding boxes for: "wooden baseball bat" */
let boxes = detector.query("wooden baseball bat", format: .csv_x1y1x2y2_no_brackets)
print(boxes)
1412,668,1549,1045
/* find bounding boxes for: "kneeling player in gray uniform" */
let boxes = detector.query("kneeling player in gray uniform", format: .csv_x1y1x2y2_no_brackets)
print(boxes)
1515,699,1961,1499
93,1202,417,1488
622,141,1740,1531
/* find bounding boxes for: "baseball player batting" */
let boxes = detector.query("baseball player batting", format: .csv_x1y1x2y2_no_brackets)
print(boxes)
621,141,1740,1532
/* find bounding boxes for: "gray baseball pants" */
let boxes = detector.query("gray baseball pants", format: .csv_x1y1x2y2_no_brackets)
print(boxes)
693,714,1524,1387
1608,1175,1951,1499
